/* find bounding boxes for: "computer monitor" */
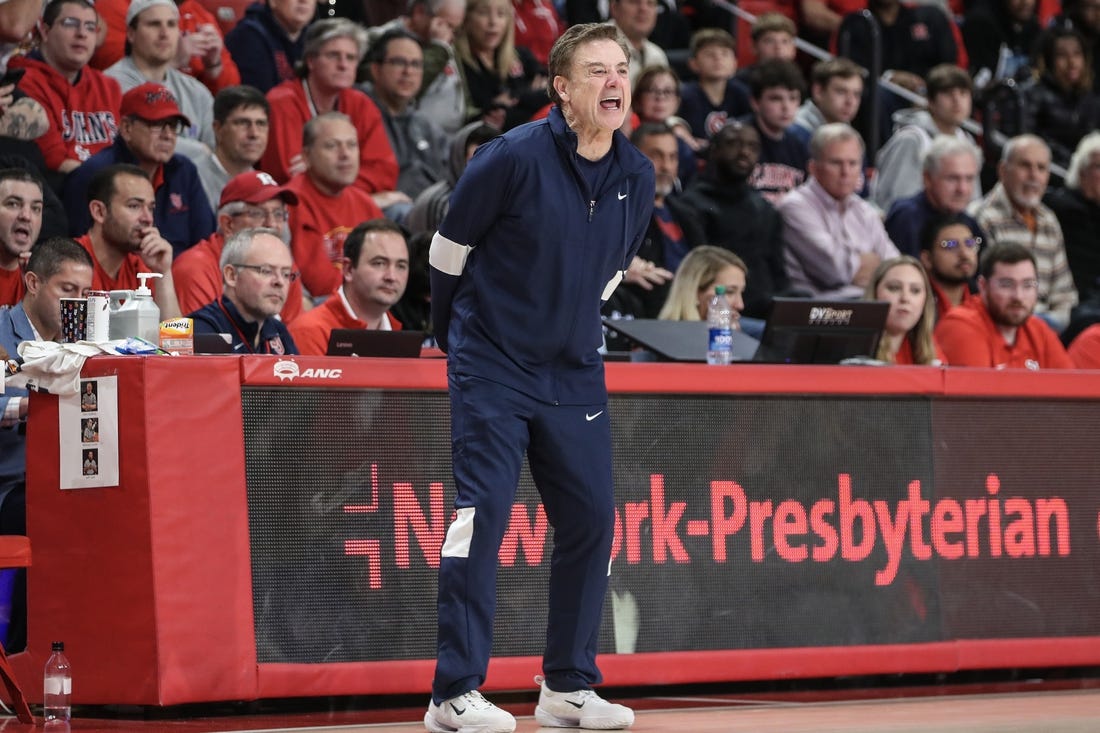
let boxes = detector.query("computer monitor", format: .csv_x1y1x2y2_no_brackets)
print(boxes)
753,298,889,364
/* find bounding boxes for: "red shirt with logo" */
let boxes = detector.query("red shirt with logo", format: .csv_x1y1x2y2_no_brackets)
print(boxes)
8,55,121,171
934,298,1074,369
284,172,384,299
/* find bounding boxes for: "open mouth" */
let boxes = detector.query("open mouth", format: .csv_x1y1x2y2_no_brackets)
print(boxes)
599,97,622,111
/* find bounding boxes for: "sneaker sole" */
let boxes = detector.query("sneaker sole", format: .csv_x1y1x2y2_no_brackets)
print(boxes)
424,710,517,733
534,706,634,729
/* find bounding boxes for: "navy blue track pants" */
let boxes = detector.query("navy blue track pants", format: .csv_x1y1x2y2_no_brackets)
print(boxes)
432,373,615,703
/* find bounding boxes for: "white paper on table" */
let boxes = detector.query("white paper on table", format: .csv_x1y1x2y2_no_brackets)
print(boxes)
58,376,119,489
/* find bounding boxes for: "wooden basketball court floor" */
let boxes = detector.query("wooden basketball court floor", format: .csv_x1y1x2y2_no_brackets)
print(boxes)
20,680,1100,733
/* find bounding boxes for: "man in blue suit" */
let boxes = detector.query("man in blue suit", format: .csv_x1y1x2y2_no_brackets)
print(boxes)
0,236,93,650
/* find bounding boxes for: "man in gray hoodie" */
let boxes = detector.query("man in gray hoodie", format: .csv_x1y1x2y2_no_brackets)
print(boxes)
404,121,499,236
873,64,979,212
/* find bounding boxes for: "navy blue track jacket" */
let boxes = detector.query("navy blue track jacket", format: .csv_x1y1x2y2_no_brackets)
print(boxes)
429,105,655,405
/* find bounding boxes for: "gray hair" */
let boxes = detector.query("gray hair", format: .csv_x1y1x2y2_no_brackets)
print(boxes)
547,24,632,106
219,227,285,270
302,18,368,65
302,110,354,148
1065,132,1100,189
809,122,864,161
217,204,293,244
1001,134,1050,165
922,135,981,176
217,201,248,219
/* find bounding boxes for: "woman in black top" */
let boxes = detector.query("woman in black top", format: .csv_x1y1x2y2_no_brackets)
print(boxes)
454,0,548,129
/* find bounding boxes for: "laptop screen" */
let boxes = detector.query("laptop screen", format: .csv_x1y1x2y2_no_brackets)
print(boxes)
325,329,425,358
753,298,889,364
193,333,236,354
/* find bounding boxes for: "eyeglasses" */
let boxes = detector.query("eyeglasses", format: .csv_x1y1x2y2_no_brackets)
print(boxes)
990,277,1039,292
382,57,424,70
134,117,185,135
230,206,289,223
55,17,98,33
318,50,359,64
232,263,299,282
939,237,981,250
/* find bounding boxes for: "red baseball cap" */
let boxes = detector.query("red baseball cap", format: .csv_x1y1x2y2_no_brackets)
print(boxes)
219,170,299,209
120,82,192,128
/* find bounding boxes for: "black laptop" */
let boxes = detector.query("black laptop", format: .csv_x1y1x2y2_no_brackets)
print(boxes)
193,333,236,354
601,318,760,362
752,298,889,364
325,328,425,358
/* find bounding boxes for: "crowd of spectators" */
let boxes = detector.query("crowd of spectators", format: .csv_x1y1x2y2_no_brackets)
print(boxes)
0,0,1095,369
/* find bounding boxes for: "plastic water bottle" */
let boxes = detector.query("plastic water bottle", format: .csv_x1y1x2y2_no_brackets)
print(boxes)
43,641,71,721
707,286,733,365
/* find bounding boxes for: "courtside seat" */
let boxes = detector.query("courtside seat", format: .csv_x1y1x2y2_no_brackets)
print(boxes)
0,536,32,724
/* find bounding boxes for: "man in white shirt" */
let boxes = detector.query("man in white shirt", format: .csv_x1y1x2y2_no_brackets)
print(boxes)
779,123,899,298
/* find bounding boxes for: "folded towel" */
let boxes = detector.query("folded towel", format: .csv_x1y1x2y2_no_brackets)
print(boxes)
6,341,118,395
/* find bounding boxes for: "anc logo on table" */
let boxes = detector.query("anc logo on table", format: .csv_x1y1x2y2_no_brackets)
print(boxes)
272,359,343,382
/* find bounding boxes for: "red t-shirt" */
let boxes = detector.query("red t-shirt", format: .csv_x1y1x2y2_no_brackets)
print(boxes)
172,232,304,322
1068,323,1100,370
260,81,398,195
75,234,148,292
930,279,978,323
88,0,127,70
284,173,384,299
176,0,242,94
512,0,562,66
891,336,947,365
0,267,24,308
288,292,401,356
934,299,1074,370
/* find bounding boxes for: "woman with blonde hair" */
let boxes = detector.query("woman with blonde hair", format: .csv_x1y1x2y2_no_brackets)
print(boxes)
454,0,546,128
864,255,944,365
659,246,747,324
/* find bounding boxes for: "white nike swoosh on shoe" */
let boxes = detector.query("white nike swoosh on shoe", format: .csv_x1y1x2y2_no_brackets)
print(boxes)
586,411,603,421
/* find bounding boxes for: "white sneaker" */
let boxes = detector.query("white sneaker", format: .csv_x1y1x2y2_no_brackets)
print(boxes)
424,689,516,733
534,676,635,729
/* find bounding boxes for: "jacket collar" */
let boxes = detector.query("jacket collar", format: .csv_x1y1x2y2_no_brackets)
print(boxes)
547,105,649,178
